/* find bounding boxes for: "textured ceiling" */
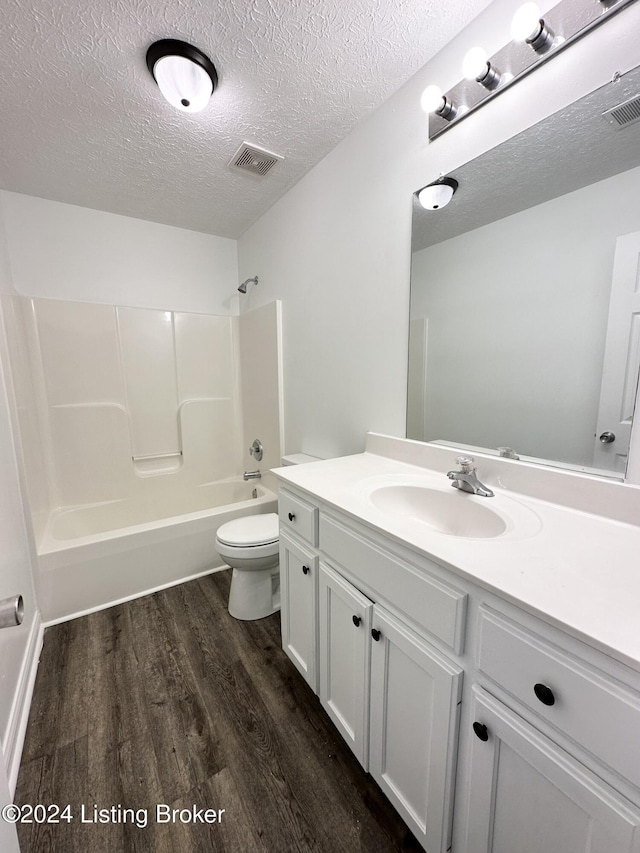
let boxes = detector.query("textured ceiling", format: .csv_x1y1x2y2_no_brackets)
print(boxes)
0,0,490,238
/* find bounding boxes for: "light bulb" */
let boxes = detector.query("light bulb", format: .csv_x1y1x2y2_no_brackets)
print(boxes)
153,54,213,113
421,85,445,114
462,47,489,81
511,2,542,41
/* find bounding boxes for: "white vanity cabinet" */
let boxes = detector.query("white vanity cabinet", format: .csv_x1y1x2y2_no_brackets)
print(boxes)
277,481,640,853
280,488,465,853
457,607,640,853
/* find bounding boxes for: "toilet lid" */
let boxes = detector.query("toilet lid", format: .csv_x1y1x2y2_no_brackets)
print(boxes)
217,512,279,547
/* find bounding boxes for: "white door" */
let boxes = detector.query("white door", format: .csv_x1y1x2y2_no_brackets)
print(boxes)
318,563,373,769
593,231,640,471
369,605,462,853
279,532,318,692
461,686,640,853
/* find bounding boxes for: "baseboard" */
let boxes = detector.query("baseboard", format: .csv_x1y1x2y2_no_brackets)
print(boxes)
5,612,44,796
43,565,226,628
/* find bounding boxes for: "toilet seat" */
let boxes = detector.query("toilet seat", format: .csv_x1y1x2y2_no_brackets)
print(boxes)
216,512,279,548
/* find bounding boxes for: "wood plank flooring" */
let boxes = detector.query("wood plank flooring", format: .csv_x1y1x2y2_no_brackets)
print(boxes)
15,571,420,852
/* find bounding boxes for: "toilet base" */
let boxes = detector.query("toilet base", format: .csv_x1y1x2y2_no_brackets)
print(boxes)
228,566,281,621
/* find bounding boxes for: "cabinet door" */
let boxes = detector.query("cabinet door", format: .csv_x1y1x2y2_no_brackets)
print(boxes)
369,605,462,853
461,686,640,853
279,532,319,692
319,563,373,769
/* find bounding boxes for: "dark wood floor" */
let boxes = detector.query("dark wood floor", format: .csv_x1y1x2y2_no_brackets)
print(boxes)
15,570,420,852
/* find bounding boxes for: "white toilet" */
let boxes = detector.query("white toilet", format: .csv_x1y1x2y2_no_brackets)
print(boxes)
216,513,280,620
215,453,320,620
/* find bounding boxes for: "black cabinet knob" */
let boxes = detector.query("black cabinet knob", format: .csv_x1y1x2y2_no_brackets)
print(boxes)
534,683,555,706
352,615,361,627
473,722,489,742
288,512,295,522
371,628,381,642
302,565,310,575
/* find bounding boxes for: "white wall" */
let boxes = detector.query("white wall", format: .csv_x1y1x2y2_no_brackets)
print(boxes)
1,191,239,315
0,196,40,792
239,301,284,479
237,0,640,477
410,165,640,468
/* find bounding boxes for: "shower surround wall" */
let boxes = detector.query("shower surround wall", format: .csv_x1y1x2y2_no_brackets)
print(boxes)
28,298,243,516
5,296,282,622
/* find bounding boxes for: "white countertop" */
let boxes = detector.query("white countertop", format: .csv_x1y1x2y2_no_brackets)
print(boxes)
273,445,640,672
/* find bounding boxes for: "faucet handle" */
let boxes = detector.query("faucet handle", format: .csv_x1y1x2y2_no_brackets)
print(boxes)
455,456,475,473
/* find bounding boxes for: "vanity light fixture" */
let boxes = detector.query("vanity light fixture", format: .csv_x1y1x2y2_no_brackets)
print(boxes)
422,0,635,140
417,177,458,211
146,39,218,113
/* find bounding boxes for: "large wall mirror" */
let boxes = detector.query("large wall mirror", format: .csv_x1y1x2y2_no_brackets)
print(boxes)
408,64,640,479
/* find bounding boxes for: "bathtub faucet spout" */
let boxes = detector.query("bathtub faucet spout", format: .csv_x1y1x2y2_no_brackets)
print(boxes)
243,470,262,480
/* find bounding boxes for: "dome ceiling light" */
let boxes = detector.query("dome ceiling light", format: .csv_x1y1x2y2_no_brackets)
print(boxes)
146,39,218,114
416,177,458,211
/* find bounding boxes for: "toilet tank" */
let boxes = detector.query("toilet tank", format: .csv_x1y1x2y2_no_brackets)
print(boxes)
280,453,321,466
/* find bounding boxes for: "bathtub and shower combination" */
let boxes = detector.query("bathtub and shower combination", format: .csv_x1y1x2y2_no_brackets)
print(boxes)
14,298,287,623
37,477,278,623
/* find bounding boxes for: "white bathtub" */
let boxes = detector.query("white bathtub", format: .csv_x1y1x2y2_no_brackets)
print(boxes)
36,479,278,623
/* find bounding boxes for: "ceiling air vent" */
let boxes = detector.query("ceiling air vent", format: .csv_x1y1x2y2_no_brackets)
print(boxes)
602,94,640,130
229,143,283,176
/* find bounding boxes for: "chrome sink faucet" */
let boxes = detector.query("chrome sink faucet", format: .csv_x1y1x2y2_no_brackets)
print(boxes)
447,456,494,497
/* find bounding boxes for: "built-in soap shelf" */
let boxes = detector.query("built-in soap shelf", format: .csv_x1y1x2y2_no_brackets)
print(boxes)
132,451,183,476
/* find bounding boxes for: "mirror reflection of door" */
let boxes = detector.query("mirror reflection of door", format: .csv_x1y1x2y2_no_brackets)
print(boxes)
593,231,640,472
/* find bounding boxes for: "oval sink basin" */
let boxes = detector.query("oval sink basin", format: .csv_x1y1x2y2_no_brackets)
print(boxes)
370,485,508,539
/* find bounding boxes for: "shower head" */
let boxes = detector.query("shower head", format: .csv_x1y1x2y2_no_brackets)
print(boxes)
238,275,259,293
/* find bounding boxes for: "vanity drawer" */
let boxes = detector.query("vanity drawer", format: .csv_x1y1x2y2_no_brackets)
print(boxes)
279,489,318,546
320,514,466,654
477,607,640,787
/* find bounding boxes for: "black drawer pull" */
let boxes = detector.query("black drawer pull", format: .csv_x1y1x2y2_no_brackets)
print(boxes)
371,628,381,642
302,565,310,575
288,512,296,522
352,615,361,627
473,722,489,742
534,683,555,706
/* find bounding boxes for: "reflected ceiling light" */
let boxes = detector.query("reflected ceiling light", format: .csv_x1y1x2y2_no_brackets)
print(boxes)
462,46,502,90
511,2,555,51
146,39,218,113
420,85,457,120
417,177,458,211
